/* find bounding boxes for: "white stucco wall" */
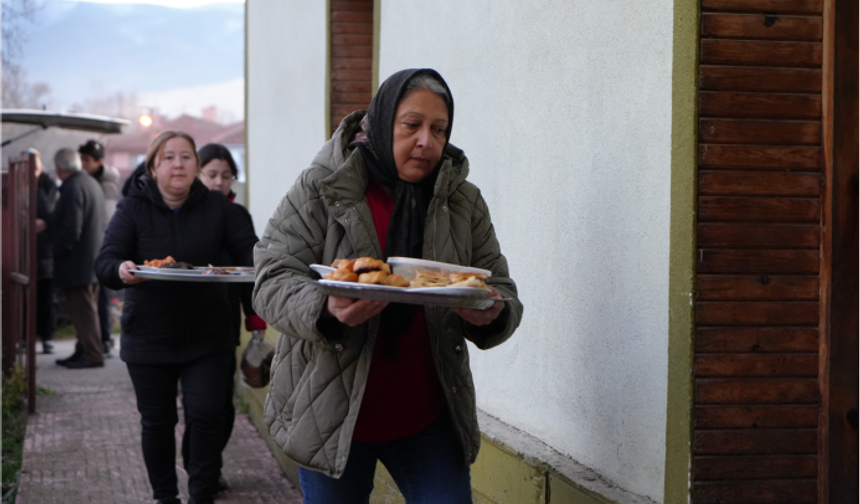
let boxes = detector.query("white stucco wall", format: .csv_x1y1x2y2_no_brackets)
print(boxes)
246,0,328,234
379,2,673,500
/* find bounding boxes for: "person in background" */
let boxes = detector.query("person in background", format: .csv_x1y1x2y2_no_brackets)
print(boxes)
194,142,267,493
52,148,106,369
95,131,258,504
253,69,523,502
122,161,146,197
32,148,59,354
79,139,122,356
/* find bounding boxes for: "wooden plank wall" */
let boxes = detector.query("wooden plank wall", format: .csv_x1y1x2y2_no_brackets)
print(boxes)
694,1,824,502
330,0,373,135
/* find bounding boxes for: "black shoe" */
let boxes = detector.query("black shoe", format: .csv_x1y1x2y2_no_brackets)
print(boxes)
188,497,213,504
63,358,104,369
56,349,82,366
156,498,181,504
42,341,54,354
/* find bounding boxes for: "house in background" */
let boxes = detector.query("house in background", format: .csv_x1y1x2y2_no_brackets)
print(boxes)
242,1,857,503
104,112,248,203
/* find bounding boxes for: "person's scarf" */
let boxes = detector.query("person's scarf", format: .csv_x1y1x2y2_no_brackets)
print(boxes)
353,68,454,359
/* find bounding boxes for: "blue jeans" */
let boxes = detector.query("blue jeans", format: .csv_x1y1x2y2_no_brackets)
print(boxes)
299,416,473,504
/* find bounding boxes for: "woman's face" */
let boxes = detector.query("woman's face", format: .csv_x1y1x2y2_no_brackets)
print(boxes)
199,159,234,196
151,137,197,198
392,89,449,183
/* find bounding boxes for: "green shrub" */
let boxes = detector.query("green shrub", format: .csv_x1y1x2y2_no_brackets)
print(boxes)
2,365,28,504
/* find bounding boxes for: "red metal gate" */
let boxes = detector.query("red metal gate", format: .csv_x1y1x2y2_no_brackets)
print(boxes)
2,152,38,413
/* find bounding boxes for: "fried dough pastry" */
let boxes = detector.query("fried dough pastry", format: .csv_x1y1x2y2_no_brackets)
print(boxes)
324,257,398,285
449,272,487,284
449,276,487,289
410,270,451,288
381,274,410,288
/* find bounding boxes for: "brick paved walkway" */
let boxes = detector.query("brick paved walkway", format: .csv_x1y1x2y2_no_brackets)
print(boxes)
15,338,303,504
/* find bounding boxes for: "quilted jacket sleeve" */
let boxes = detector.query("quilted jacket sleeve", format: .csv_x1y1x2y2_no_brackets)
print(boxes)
252,169,333,343
462,188,523,350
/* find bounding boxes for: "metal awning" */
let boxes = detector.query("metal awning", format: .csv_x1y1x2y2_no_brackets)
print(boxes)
1,109,131,147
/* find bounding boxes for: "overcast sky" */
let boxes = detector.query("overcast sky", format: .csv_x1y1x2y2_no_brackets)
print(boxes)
68,0,243,8
15,0,246,121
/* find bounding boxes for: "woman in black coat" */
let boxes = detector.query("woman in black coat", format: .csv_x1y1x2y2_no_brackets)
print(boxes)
196,143,267,342
95,131,258,504
192,143,267,492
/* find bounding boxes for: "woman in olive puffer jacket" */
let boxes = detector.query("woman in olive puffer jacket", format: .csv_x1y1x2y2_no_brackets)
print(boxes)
253,69,523,503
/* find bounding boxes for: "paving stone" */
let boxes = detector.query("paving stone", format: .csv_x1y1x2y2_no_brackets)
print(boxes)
16,339,303,504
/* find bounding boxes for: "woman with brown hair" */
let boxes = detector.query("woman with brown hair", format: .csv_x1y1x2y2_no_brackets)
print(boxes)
95,131,259,504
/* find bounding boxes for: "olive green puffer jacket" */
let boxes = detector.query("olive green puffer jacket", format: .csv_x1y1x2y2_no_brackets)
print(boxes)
253,111,523,478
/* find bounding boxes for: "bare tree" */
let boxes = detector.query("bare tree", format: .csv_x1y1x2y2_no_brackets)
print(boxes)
2,0,52,109
2,64,52,108
71,91,140,120
2,0,40,65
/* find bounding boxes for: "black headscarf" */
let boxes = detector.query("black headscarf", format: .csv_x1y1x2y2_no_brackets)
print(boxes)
354,68,454,358
358,68,454,259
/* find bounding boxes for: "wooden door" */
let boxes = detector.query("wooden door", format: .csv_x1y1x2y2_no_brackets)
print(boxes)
695,1,824,499
818,0,857,501
693,0,857,502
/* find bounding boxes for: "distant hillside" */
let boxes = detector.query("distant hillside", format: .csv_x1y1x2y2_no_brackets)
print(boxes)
15,0,244,111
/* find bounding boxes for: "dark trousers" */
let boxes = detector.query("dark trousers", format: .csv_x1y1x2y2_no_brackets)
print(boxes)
181,352,236,475
36,278,56,342
126,352,233,501
97,283,111,343
64,284,103,363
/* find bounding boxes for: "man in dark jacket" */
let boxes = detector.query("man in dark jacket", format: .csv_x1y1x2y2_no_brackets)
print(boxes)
52,148,106,368
79,139,121,355
32,148,59,354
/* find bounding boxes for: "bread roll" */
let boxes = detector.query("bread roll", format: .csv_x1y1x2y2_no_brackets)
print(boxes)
330,269,358,282
353,257,385,273
358,271,388,284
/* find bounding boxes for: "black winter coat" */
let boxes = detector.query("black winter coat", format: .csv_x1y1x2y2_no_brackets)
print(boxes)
226,202,259,344
95,175,258,364
53,170,105,289
36,172,58,279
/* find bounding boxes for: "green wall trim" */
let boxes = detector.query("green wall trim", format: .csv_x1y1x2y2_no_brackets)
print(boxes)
243,0,249,205
325,0,332,140
372,0,380,94
664,0,699,502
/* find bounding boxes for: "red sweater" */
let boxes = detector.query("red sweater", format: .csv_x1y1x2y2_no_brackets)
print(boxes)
351,181,447,441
